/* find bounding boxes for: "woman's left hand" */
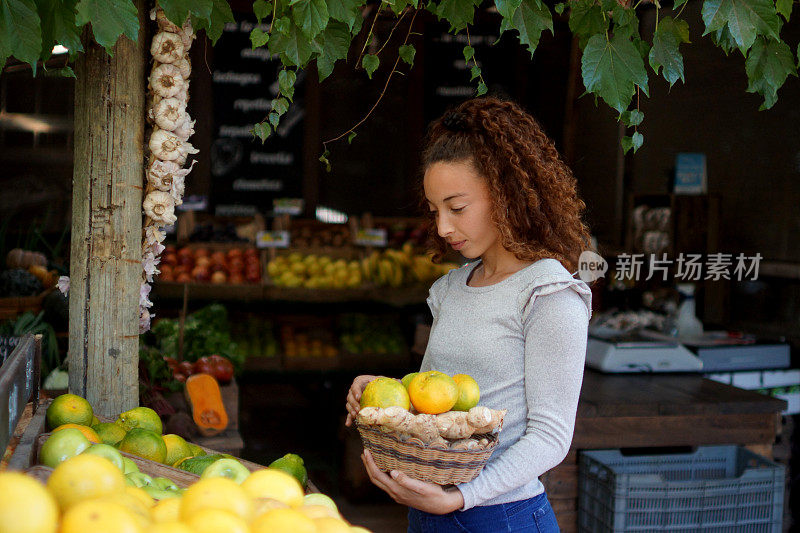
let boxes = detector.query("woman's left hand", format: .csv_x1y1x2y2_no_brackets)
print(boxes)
361,449,464,515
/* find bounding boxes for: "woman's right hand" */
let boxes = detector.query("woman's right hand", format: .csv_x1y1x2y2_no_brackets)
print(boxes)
344,374,378,427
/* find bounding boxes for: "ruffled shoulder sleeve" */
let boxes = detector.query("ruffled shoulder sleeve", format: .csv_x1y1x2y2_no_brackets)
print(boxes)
426,264,466,320
516,259,593,324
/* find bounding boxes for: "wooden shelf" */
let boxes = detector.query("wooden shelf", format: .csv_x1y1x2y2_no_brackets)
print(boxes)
152,282,429,306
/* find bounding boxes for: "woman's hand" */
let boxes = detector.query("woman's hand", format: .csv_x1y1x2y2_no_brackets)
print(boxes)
361,449,464,515
344,374,378,427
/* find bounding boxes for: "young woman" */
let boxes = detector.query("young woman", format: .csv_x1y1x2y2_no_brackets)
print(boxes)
345,97,593,532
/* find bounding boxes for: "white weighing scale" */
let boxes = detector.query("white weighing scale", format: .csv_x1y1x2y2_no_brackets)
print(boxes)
586,327,703,373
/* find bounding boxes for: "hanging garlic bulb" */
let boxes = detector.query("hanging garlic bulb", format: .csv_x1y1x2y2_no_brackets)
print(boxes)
143,190,177,225
142,253,161,283
139,307,152,334
153,8,181,33
174,116,195,142
147,159,195,191
151,31,184,64
144,226,166,247
170,173,185,206
175,54,191,79
150,97,187,131
149,128,198,161
150,64,184,98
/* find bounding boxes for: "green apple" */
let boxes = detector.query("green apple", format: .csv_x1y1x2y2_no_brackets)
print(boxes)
121,456,139,474
142,486,180,501
39,429,92,468
81,443,125,470
303,493,339,515
125,472,154,488
200,457,251,483
152,477,179,492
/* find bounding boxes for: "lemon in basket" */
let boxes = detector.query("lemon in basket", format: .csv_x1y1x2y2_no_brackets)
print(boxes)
360,377,410,410
408,371,458,414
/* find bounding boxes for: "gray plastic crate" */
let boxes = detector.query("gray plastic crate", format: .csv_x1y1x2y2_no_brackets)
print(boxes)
578,446,784,532
0,335,40,452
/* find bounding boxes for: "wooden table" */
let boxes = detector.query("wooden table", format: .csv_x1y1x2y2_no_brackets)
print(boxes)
542,369,788,532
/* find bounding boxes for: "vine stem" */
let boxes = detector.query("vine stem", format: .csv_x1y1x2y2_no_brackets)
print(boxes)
377,9,408,57
323,7,421,147
357,1,386,68
675,1,688,19
465,26,486,89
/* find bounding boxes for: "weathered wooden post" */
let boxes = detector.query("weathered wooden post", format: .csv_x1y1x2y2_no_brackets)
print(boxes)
68,1,147,417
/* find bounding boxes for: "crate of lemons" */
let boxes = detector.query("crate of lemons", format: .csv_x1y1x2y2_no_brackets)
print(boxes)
0,394,371,533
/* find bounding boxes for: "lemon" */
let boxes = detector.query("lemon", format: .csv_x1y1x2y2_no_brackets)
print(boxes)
150,523,192,533
315,516,352,533
47,454,127,510
116,406,163,434
241,469,304,507
184,509,250,533
451,374,481,411
180,477,253,522
252,497,289,518
299,504,340,520
46,394,93,430
125,486,155,508
60,500,141,533
162,434,192,466
360,377,410,410
95,492,152,529
118,428,167,463
39,428,91,468
250,508,317,533
150,497,181,523
0,472,58,533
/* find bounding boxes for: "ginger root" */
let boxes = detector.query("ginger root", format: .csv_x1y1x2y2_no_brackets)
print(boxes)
436,411,474,440
467,406,506,434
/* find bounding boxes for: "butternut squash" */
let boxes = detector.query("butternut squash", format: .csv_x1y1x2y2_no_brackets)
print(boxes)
185,373,228,436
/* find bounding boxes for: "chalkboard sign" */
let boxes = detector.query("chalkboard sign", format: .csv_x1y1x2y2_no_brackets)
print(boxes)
210,16,306,215
423,18,520,124
0,336,20,365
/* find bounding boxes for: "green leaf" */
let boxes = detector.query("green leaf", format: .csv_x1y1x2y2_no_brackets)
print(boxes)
347,131,357,144
712,24,737,54
1,0,43,70
292,0,328,39
269,20,320,66
253,122,271,142
745,36,796,109
611,4,639,40
191,0,234,44
701,0,781,54
620,109,644,126
621,132,643,153
42,65,76,77
253,0,272,23
554,2,565,14
268,111,280,127
463,44,475,62
775,0,792,20
250,27,269,48
634,36,650,59
429,0,481,32
674,18,691,43
314,20,350,80
495,0,523,19
319,149,332,172
649,16,686,85
327,0,362,32
499,0,553,56
75,0,138,55
477,81,488,95
674,0,690,8
581,32,649,113
158,0,212,28
273,16,291,34
569,0,609,44
272,96,289,115
36,0,83,62
399,44,416,66
363,53,379,79
470,64,481,80
279,68,296,100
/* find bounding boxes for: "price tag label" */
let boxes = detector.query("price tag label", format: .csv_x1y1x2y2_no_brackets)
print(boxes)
176,195,208,212
256,230,290,248
273,198,304,215
354,228,387,247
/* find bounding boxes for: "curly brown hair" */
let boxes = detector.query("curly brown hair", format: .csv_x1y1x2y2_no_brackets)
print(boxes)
420,97,592,273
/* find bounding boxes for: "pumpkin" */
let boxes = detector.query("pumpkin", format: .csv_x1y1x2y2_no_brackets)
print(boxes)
185,373,228,436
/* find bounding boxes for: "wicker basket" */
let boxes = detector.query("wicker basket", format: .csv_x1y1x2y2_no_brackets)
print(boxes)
356,423,499,485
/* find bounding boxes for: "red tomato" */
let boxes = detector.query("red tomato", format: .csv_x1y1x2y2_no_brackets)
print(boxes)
193,357,215,375
210,355,234,384
178,360,194,376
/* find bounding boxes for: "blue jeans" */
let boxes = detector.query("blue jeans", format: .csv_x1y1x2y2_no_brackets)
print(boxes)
407,492,560,532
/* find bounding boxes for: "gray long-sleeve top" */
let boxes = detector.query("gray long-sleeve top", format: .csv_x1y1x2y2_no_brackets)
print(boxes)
421,258,592,510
